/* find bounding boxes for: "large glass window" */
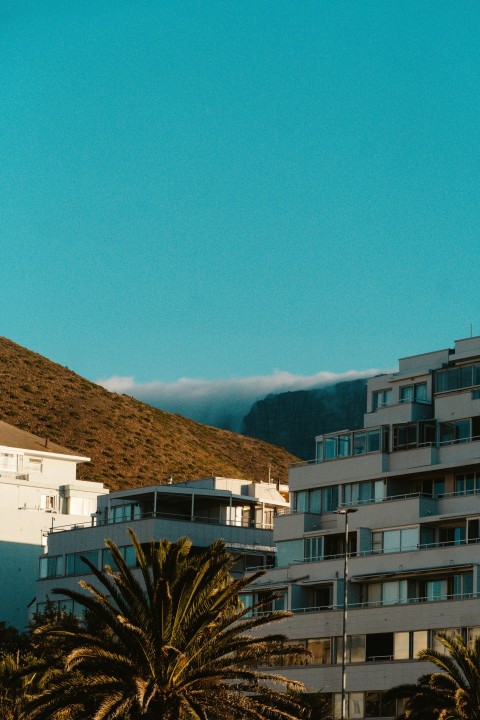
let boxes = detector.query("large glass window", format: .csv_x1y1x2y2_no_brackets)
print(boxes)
294,487,339,514
108,503,142,524
335,635,366,663
39,555,64,579
400,383,428,403
440,419,471,444
455,473,480,495
307,638,332,664
66,551,99,575
102,545,137,569
383,527,418,553
317,428,384,462
426,579,448,601
436,364,480,392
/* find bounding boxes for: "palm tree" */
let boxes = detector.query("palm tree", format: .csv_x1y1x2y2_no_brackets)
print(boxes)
386,632,480,719
28,531,310,720
0,651,50,720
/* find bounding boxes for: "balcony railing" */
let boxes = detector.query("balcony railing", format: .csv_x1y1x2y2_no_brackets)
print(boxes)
291,592,476,614
49,509,274,534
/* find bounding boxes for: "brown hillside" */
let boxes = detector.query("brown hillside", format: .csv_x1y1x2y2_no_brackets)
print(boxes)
0,338,298,490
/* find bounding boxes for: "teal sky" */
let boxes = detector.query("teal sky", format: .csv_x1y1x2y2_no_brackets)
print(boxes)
2,1,480,398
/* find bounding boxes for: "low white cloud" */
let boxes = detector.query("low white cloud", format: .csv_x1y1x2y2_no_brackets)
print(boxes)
96,368,387,432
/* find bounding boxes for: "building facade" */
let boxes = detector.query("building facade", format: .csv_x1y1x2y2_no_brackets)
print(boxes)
0,421,106,629
35,476,289,614
246,337,480,718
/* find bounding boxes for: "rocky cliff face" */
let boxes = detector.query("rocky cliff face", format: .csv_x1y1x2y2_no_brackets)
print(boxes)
242,378,368,460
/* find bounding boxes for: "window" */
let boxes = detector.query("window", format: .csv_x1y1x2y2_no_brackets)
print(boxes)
392,420,436,451
433,478,445,497
40,495,57,511
436,363,480,393
343,479,384,505
433,628,461,654
439,525,466,546
382,527,418,553
440,419,471,444
455,473,480,495
108,503,142,523
66,550,99,575
25,456,43,472
304,536,323,562
293,491,308,513
412,630,428,657
310,585,332,610
400,382,428,403
306,638,332,664
0,453,15,471
316,428,384,462
382,580,408,605
39,555,65,579
393,630,428,659
353,429,381,454
239,593,253,617
365,632,393,661
335,635,366,663
468,519,480,543
102,545,136,569
293,487,339,514
305,534,350,562
394,632,409,660
373,389,392,409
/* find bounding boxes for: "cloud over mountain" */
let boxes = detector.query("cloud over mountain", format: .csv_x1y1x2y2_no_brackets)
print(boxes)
96,368,385,432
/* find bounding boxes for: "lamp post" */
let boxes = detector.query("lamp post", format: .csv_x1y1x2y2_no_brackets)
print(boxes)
335,508,358,720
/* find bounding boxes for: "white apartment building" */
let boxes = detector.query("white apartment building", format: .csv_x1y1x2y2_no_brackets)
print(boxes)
246,337,480,719
35,476,289,613
0,421,106,629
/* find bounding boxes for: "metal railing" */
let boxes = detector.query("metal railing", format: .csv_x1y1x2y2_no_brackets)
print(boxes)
291,592,476,614
49,509,274,534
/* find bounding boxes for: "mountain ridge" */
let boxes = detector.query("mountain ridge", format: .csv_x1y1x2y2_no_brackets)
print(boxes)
243,378,368,459
0,338,298,489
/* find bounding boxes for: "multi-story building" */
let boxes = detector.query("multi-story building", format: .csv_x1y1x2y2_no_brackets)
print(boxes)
0,421,107,629
35,476,289,614
246,337,480,719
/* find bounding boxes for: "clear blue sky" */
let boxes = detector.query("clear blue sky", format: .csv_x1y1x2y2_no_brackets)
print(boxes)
2,1,480,388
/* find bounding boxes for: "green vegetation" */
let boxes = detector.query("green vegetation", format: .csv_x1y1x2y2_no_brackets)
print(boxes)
0,535,328,720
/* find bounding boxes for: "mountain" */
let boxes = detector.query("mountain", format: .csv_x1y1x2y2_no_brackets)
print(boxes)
242,378,368,459
0,338,298,489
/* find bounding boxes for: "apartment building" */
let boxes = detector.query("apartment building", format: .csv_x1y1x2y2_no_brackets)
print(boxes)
0,421,106,629
246,337,480,719
35,476,289,614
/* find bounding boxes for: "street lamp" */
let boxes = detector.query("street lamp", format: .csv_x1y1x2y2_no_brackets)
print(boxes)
335,507,358,720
